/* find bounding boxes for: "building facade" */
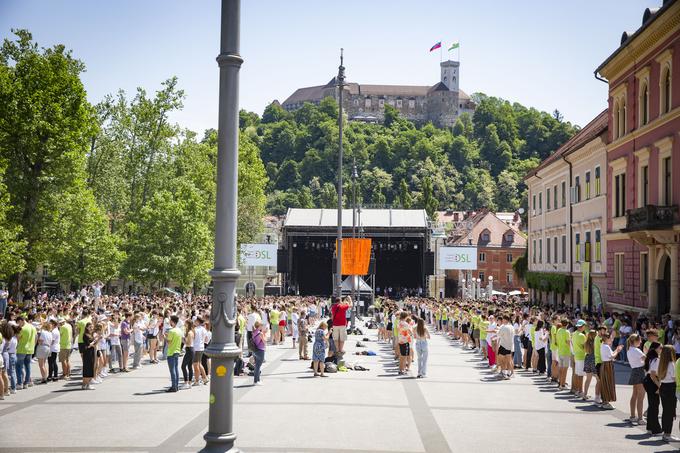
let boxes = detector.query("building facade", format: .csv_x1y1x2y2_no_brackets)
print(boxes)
446,211,526,295
281,60,476,128
525,111,608,309
596,0,680,317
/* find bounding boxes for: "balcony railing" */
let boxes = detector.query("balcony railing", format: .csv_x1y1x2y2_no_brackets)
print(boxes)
624,205,679,232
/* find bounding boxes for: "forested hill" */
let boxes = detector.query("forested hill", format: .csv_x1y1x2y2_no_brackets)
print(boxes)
240,94,579,218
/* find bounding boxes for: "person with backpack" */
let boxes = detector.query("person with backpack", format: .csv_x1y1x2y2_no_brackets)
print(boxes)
251,321,267,385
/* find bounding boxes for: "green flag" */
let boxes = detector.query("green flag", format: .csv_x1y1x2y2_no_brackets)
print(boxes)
448,42,459,51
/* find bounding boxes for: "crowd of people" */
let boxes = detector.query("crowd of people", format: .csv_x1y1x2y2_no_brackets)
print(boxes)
386,296,680,444
1,286,679,444
0,288,358,396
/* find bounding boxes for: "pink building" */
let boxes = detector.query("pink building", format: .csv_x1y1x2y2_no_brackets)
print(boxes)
597,1,680,316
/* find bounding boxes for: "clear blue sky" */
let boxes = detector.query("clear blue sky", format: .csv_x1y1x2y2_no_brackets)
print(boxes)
1,0,661,133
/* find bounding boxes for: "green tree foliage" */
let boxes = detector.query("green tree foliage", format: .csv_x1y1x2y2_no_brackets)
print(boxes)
0,159,26,279
254,94,577,215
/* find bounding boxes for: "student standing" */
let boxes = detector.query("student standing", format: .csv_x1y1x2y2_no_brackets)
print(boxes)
599,332,624,410
165,315,182,392
649,345,679,442
626,334,646,424
252,321,267,385
415,317,430,378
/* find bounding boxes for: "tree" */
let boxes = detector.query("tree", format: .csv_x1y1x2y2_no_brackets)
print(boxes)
0,30,99,291
318,182,338,209
398,179,413,209
237,134,268,246
123,180,212,288
0,159,26,279
496,170,520,211
41,184,123,285
261,102,289,124
419,176,439,219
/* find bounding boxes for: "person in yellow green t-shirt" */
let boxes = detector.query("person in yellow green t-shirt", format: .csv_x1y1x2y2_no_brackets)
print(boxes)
479,315,490,360
593,325,606,404
269,307,280,345
76,309,92,355
549,316,560,382
471,313,481,351
16,316,37,388
556,319,572,390
165,315,182,392
572,320,587,397
58,319,73,379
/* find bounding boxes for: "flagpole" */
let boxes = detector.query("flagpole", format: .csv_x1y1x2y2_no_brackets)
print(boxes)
440,40,443,62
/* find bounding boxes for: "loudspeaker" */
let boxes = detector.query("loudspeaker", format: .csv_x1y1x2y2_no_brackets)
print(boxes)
332,258,337,274
423,251,435,275
277,249,288,273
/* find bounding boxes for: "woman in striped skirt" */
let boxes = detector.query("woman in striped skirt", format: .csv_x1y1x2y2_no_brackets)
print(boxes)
599,332,624,410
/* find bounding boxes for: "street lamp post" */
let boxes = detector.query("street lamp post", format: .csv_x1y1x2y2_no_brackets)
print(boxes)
461,278,466,299
335,49,346,298
488,275,493,300
202,1,241,452
476,278,481,300
350,158,358,328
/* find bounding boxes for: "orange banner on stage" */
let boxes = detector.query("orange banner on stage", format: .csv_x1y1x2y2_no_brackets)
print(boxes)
336,238,372,276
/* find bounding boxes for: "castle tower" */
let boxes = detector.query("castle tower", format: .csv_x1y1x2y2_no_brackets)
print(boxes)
440,60,460,92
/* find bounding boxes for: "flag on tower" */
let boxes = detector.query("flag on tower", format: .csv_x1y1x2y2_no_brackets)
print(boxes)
429,41,442,52
448,42,460,51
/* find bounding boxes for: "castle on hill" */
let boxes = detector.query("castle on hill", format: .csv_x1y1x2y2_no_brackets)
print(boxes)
281,60,476,128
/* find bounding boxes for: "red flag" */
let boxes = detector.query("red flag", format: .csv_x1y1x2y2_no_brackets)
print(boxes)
429,41,442,52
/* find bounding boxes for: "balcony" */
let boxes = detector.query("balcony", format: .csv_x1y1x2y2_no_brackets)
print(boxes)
624,205,679,232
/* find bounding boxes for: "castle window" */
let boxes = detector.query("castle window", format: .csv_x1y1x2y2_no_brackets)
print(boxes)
365,97,371,108
378,98,384,109
459,104,462,108
409,99,415,109
396,99,402,108
354,99,359,106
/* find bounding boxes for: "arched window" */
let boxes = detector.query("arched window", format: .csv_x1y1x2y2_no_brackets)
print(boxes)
620,100,627,137
640,82,649,126
662,65,671,115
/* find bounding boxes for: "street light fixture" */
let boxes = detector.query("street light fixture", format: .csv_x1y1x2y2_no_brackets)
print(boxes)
203,1,241,451
335,49,346,298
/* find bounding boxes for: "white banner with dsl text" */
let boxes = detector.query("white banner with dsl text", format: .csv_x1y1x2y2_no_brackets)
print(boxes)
439,246,477,270
240,244,277,267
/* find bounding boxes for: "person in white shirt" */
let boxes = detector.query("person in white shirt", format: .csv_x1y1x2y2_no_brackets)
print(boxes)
192,317,209,386
36,323,52,384
48,320,60,382
625,334,645,425
599,332,624,410
108,317,123,373
648,345,679,441
497,315,515,379
132,314,145,369
534,320,548,375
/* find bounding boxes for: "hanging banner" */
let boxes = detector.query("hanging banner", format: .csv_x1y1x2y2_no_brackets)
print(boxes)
240,244,277,267
439,246,477,270
336,238,372,275
582,261,590,308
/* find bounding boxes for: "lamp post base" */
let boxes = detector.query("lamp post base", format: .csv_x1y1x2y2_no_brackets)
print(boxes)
201,432,240,453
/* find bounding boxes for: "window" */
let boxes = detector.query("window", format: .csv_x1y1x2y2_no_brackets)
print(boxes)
532,240,536,263
640,82,649,126
561,235,566,264
585,171,591,199
365,97,371,108
663,157,672,205
378,98,385,108
554,237,558,264
661,65,671,115
538,192,542,214
505,233,514,242
641,252,649,293
479,272,485,282
642,165,649,206
479,252,486,263
546,237,551,264
481,232,490,242
547,188,551,210
506,253,513,263
553,184,558,209
396,99,402,108
561,181,566,207
614,253,625,291
614,173,626,217
506,272,513,284
409,99,415,109
575,233,580,262
595,229,601,262
573,176,581,203
585,231,591,262
615,99,627,138
539,239,542,263
532,194,536,214
595,166,601,196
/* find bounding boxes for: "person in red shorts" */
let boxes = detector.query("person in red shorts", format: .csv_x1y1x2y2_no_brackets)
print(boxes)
331,296,352,354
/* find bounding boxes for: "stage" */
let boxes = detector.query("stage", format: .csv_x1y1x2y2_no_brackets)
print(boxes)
279,209,433,296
